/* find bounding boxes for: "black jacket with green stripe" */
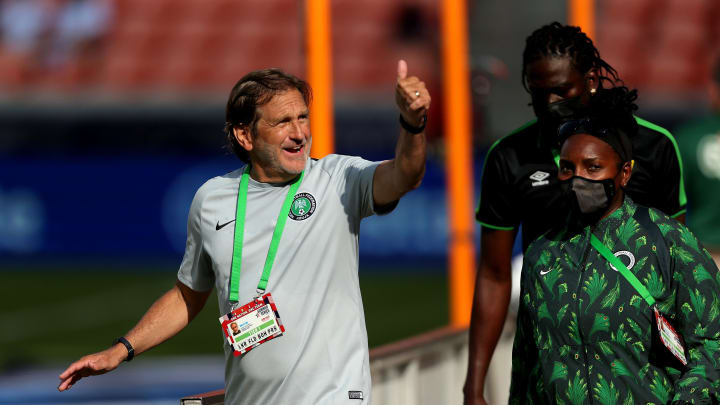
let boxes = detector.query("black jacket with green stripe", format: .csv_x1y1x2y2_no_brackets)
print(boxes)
510,197,720,404
476,117,686,251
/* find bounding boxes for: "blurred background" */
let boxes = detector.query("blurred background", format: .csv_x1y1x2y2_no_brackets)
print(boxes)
1,0,718,403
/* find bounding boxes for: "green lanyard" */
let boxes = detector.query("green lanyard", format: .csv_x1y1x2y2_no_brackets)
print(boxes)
228,166,304,302
590,235,655,306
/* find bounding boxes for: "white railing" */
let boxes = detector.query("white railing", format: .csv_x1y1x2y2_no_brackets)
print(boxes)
369,326,469,405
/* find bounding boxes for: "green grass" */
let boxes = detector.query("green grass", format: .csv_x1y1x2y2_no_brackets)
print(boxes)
0,268,448,370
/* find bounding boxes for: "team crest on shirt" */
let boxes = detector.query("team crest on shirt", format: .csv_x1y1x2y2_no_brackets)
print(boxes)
609,250,636,272
289,192,316,221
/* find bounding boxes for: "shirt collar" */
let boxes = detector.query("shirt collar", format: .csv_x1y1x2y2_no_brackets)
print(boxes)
592,195,637,237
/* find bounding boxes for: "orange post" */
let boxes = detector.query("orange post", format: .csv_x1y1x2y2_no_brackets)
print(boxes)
569,0,595,39
441,0,476,327
305,0,334,158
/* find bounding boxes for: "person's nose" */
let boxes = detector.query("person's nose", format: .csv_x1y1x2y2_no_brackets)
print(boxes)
548,93,564,105
288,121,306,142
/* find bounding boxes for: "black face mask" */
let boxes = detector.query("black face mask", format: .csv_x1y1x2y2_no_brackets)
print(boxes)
560,176,616,222
534,95,588,140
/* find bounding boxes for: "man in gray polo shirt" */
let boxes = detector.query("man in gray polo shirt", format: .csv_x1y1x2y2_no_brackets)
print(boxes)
58,61,430,404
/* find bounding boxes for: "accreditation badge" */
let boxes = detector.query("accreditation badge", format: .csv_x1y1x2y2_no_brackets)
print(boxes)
219,293,285,356
653,306,687,365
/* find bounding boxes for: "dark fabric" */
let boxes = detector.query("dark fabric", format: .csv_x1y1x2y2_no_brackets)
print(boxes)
476,118,686,251
557,117,633,163
625,122,685,217
562,176,616,216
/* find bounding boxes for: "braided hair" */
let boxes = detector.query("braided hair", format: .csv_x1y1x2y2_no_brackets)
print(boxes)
522,22,621,92
588,86,639,162
588,85,639,156
557,86,639,167
588,86,638,121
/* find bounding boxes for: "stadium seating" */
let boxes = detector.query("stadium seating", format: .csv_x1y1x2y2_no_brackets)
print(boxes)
2,0,715,99
597,0,717,95
0,0,440,95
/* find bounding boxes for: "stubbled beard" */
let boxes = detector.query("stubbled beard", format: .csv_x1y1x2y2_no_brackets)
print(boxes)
252,138,311,179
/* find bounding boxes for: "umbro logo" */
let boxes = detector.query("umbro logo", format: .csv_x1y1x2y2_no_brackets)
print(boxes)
530,170,550,187
216,219,235,231
529,171,549,181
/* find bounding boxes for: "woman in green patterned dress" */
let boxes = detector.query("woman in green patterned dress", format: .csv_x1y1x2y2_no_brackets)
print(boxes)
509,88,720,404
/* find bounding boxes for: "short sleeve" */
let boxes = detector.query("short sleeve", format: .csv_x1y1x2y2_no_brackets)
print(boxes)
631,119,687,218
654,133,686,217
177,185,214,292
476,145,518,230
328,155,394,219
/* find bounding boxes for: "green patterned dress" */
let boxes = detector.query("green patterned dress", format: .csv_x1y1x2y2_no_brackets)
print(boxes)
510,197,720,404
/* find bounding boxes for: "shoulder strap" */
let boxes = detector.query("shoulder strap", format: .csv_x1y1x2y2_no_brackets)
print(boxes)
590,235,656,307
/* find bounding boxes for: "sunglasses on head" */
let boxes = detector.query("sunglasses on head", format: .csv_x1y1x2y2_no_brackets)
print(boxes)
557,117,614,142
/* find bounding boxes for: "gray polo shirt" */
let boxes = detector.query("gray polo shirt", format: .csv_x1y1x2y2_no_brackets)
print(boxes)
178,155,388,404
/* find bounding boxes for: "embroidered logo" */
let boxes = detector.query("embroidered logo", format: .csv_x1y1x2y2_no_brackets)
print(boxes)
529,170,550,187
348,391,364,400
609,250,636,272
216,219,235,231
539,268,554,276
289,192,316,221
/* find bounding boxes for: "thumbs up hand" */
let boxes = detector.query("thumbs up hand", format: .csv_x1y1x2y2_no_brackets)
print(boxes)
395,60,431,128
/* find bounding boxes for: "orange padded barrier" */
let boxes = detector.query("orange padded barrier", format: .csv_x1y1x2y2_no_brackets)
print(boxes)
306,0,335,158
441,0,476,327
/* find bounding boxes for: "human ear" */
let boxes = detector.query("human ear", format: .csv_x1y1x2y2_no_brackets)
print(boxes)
586,69,599,94
233,126,253,152
619,160,633,187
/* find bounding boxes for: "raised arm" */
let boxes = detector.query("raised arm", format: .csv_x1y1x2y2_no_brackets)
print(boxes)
372,60,430,206
464,227,516,405
58,280,211,391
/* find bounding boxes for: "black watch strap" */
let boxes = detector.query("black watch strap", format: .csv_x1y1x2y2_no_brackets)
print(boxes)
399,114,427,134
113,337,135,362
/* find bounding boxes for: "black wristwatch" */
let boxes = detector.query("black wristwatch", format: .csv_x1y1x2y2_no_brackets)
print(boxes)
112,337,135,362
399,114,427,134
